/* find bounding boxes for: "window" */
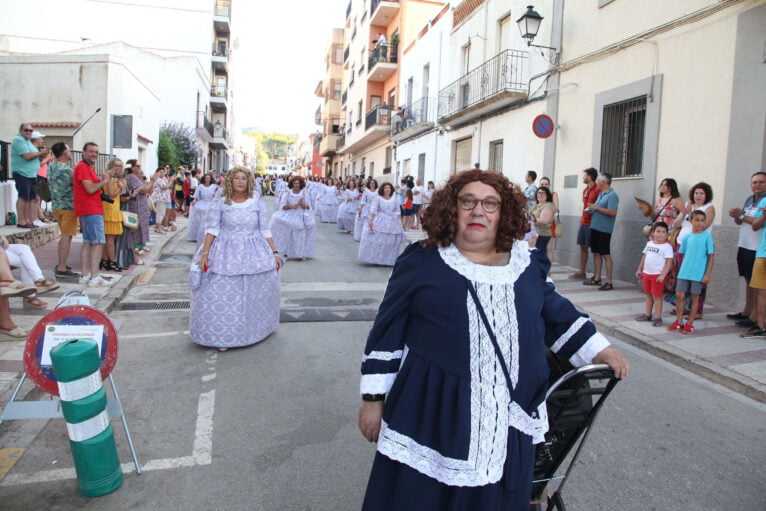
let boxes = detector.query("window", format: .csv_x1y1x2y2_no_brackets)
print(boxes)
422,64,430,100
333,80,342,100
417,153,426,181
406,77,414,106
461,43,471,75
453,137,472,174
334,45,344,65
389,89,397,109
600,96,647,177
488,140,503,173
361,157,366,176
403,158,412,179
357,100,363,124
497,14,511,52
369,161,374,177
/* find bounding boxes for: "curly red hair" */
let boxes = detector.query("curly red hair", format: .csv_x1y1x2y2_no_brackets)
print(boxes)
421,169,529,252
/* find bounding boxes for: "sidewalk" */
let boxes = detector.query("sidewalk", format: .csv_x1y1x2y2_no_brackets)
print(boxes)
407,228,766,403
0,218,187,404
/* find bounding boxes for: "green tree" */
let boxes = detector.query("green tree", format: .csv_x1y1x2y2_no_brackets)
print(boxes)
158,122,200,168
157,130,179,168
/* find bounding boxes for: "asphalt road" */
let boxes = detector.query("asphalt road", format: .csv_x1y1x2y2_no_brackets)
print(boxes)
0,211,764,510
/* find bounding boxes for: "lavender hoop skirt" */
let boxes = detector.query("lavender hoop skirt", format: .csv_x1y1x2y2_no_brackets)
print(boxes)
190,270,280,348
317,203,339,223
270,210,316,259
358,229,406,266
337,208,357,232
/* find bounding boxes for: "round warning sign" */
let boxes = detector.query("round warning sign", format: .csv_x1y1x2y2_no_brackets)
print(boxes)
23,305,119,395
533,114,555,139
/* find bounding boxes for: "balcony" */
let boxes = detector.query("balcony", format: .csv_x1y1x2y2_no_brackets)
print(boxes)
438,49,528,126
210,84,228,112
212,43,229,72
320,134,339,156
370,0,400,26
337,134,346,151
391,97,437,142
342,89,348,105
196,111,214,140
343,105,391,154
344,45,349,63
352,26,357,40
346,0,351,19
315,105,322,125
210,122,228,150
368,43,397,82
214,1,231,34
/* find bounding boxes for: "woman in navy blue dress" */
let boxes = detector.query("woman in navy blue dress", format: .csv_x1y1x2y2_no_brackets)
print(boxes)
358,169,629,511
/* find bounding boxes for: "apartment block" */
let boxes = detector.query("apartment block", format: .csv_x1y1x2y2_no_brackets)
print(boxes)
314,29,346,177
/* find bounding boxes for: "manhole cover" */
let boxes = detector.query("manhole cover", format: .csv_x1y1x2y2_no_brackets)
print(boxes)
118,300,190,311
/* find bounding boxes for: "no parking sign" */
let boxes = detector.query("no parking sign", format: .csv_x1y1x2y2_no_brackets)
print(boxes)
533,114,555,139
23,305,119,396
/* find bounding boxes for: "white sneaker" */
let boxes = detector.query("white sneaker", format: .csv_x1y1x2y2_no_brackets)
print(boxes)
33,219,46,227
88,276,112,287
78,275,91,285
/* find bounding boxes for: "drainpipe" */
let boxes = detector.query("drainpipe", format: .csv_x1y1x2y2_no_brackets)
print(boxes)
542,0,564,180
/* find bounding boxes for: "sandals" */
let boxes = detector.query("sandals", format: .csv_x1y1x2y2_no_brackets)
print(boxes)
0,279,37,298
652,318,663,327
598,282,614,291
635,314,652,322
0,325,28,340
34,279,60,294
23,296,47,309
583,277,601,286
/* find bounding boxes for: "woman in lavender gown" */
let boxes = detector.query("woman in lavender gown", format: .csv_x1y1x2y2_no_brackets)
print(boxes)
269,176,316,260
190,167,282,352
358,182,406,266
355,179,378,242
317,178,340,223
188,173,219,242
307,177,320,209
337,180,361,233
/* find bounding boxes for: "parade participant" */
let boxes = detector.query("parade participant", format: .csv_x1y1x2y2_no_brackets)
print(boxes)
188,173,219,242
316,178,340,223
101,158,126,272
422,181,435,211
269,176,315,260
358,183,406,266
355,179,378,242
191,167,282,352
358,169,629,511
337,180,361,233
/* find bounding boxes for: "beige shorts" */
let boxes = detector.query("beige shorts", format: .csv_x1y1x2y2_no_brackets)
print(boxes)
53,209,77,236
750,258,766,289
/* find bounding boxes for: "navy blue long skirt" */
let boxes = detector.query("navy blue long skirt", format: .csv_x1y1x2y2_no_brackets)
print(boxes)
361,429,535,511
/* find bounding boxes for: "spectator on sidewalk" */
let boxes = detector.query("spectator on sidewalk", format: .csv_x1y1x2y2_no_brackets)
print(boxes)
10,123,50,228
73,142,113,287
668,210,715,335
584,172,619,291
727,172,766,326
411,178,424,230
102,158,126,272
48,142,78,277
570,168,600,279
743,196,766,338
635,222,674,327
523,170,537,210
0,235,59,309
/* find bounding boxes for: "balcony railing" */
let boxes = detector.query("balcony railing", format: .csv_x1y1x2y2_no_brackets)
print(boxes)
349,75,355,87
368,43,393,70
438,49,528,119
359,65,365,75
212,43,228,57
371,0,399,14
344,45,349,62
215,1,231,18
315,105,322,125
213,124,226,140
346,0,351,19
391,97,436,136
342,89,348,104
337,134,346,150
211,84,227,98
352,27,357,40
197,111,214,137
365,105,392,131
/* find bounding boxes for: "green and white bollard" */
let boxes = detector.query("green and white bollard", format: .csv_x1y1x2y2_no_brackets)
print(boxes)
50,339,123,497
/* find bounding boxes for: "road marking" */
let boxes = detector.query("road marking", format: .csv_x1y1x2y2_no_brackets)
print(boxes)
201,373,216,382
281,281,387,292
133,267,156,285
0,448,25,479
0,389,217,486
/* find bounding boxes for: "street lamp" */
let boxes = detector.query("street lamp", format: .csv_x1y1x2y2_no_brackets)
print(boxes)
516,5,558,63
516,5,544,45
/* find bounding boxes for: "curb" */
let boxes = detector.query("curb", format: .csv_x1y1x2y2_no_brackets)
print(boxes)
586,309,766,405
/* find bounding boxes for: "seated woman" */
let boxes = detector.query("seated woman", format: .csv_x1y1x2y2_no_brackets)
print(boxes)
1,237,58,309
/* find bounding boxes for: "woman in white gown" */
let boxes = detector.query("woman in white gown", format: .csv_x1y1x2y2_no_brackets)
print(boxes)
358,182,406,266
337,180,361,233
317,178,340,223
188,173,219,242
269,176,316,260
354,179,378,242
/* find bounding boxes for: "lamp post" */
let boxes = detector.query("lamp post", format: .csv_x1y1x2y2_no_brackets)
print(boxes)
516,5,558,63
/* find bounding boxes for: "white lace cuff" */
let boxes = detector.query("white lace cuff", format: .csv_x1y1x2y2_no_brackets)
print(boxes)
261,229,273,238
360,373,397,395
205,227,219,237
568,332,610,367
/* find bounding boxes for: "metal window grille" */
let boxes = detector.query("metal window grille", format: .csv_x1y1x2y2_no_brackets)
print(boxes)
488,140,503,173
599,96,647,178
453,137,472,174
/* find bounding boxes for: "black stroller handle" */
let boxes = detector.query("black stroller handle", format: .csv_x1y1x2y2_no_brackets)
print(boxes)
545,363,613,399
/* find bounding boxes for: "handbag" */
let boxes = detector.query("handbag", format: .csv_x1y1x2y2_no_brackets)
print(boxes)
551,213,563,238
122,211,139,229
644,199,670,238
34,177,51,203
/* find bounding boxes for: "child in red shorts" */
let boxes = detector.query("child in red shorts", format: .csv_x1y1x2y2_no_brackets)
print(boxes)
635,221,674,326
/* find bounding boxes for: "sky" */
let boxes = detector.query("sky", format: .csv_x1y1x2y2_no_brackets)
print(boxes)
232,0,348,138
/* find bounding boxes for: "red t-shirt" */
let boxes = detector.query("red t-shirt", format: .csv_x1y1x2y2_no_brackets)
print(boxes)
73,161,104,217
580,184,599,226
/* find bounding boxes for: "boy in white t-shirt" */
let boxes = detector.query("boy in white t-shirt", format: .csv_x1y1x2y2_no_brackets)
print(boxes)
635,222,674,326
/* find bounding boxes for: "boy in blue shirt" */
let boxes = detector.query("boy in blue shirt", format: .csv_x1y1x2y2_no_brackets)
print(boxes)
668,210,715,334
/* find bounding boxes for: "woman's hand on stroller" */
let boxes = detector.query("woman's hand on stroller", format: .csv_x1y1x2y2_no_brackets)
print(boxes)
593,345,630,379
358,401,384,443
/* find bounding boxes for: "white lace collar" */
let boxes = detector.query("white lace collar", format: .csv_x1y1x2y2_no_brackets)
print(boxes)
438,242,531,285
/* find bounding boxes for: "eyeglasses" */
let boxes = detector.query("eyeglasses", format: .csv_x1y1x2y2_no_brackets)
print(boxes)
22,129,33,132
457,195,501,213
